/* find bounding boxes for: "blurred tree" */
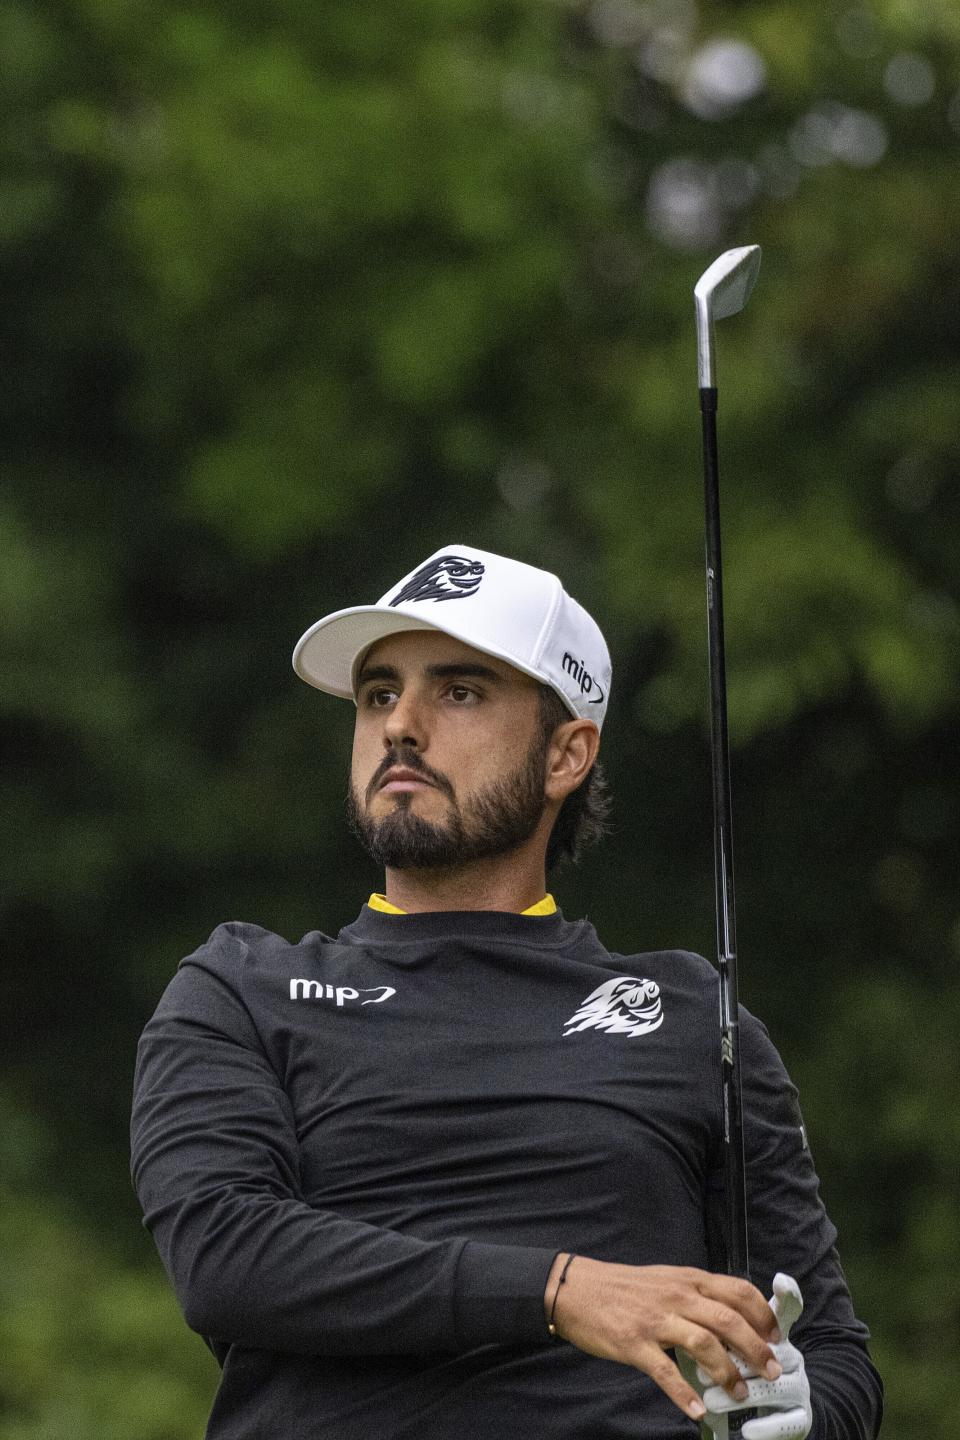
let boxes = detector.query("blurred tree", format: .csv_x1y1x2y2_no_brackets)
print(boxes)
0,1089,218,1433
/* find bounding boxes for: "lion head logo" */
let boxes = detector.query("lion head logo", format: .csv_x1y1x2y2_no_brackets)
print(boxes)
389,555,485,607
562,976,664,1038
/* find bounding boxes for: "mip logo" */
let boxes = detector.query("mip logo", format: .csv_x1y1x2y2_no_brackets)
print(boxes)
289,979,396,1007
389,555,485,606
562,652,604,705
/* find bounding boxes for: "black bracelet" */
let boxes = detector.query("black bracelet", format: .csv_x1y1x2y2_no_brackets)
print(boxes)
547,1253,577,1339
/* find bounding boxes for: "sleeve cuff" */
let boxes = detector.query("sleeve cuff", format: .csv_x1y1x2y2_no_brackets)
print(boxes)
452,1241,561,1349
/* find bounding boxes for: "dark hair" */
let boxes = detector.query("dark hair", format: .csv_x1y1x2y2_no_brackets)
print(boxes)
537,686,611,873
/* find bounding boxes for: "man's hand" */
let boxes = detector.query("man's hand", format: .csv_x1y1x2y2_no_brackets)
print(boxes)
685,1273,812,1440
544,1256,782,1425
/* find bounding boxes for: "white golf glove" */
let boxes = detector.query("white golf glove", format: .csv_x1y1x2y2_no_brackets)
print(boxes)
681,1273,812,1440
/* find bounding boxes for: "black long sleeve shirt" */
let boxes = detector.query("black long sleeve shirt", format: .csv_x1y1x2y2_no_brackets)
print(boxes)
130,904,882,1439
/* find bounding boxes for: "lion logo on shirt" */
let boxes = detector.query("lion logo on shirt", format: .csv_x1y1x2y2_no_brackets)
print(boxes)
562,976,663,1038
389,555,485,606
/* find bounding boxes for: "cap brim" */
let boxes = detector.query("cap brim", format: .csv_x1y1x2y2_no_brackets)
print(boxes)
292,606,448,698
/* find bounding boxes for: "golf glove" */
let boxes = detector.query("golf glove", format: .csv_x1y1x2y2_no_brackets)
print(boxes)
681,1273,812,1440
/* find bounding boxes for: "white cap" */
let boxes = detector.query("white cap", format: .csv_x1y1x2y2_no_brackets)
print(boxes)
292,544,612,729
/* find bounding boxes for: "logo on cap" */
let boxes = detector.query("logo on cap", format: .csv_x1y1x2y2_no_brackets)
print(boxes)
389,555,485,607
562,652,605,704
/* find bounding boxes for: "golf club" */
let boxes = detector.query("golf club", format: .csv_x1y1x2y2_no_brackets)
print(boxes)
694,245,761,1287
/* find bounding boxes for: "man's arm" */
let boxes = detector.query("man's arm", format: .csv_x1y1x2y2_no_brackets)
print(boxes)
130,936,557,1356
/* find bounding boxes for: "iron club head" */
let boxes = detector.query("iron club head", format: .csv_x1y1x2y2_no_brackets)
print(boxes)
694,245,761,388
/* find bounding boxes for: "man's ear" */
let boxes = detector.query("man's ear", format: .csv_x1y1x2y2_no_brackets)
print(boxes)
544,721,600,803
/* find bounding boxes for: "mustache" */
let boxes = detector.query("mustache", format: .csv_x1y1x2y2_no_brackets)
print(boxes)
365,748,456,805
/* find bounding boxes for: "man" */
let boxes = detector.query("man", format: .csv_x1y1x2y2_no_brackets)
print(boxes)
131,545,882,1440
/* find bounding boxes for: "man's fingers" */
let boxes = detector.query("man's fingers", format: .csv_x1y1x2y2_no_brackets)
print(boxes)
698,1337,799,1391
638,1345,707,1423
682,1297,782,1389
695,1350,752,1388
697,1272,782,1342
678,1325,752,1398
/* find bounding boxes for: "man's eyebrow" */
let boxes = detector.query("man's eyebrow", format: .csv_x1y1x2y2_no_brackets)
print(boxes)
355,663,400,689
425,662,503,684
354,660,505,690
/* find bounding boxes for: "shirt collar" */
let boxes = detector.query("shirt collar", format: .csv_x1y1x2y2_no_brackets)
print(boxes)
367,892,557,917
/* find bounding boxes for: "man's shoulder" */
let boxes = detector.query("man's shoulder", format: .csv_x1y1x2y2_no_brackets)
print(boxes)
600,942,717,989
139,921,341,1030
176,920,336,983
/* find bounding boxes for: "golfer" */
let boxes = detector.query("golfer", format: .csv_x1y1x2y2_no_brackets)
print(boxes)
131,545,882,1440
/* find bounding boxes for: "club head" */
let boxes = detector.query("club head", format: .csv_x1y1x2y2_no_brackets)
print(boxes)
695,245,761,388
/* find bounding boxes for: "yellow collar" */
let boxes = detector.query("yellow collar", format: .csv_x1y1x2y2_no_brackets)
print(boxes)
367,892,557,917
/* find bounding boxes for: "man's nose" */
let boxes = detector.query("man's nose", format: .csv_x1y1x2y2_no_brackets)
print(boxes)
382,690,427,751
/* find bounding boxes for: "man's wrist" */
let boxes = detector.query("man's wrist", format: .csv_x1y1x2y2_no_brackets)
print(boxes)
544,1252,577,1338
543,1252,571,1331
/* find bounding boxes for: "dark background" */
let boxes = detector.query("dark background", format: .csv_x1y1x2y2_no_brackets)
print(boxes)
1,2,956,1434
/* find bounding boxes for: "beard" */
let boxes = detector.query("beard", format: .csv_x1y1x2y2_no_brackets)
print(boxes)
346,734,549,871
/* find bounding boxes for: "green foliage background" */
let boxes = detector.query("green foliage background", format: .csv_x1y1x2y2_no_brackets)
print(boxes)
2,0,957,1433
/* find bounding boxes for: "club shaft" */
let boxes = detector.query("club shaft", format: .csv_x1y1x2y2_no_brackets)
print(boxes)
699,385,750,1282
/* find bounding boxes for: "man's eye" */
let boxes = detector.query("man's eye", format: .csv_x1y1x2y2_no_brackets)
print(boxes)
367,688,397,707
448,685,477,703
